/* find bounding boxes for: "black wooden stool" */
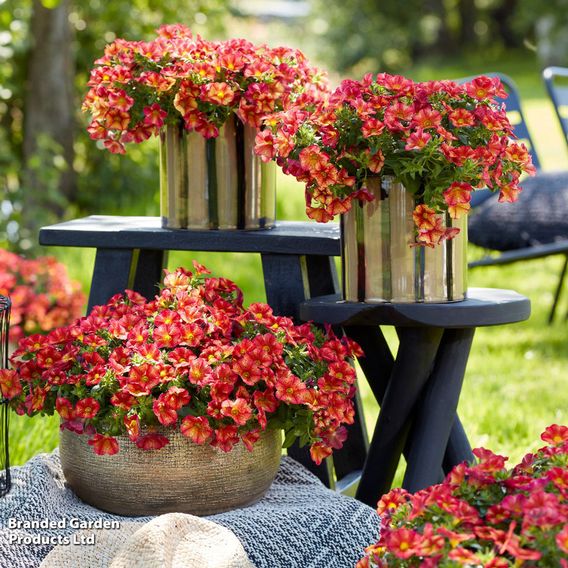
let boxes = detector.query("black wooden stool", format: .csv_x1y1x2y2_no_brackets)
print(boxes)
300,289,530,506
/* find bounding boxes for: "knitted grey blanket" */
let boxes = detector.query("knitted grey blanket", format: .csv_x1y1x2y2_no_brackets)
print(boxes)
0,452,380,568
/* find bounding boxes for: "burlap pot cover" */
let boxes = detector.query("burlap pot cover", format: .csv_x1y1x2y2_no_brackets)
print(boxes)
59,427,282,517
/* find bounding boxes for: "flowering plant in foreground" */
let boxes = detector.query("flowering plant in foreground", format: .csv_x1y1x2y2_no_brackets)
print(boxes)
256,74,536,245
357,424,568,567
83,24,328,153
0,263,360,462
0,249,85,345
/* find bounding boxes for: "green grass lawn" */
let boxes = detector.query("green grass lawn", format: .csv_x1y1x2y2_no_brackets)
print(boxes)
8,54,568,477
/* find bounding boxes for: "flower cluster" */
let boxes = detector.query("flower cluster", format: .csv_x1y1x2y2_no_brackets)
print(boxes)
1,263,360,462
83,24,328,154
358,424,568,567
0,249,85,345
256,74,536,245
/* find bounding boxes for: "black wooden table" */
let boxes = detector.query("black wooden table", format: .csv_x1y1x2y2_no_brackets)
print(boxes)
300,289,531,506
40,216,530,507
39,215,369,492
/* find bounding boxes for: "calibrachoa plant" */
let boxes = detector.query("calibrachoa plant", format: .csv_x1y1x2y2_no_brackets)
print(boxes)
0,249,85,345
83,24,328,153
256,74,536,246
0,263,360,463
358,424,568,567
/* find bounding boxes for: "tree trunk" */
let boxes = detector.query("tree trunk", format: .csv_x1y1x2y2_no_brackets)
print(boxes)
458,0,477,47
425,0,456,55
22,0,75,240
491,0,521,49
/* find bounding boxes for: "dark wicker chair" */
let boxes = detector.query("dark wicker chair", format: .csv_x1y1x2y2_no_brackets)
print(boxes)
465,72,568,323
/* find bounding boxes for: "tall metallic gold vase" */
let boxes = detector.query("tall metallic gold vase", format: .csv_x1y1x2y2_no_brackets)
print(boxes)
160,117,276,230
341,176,467,303
59,428,282,517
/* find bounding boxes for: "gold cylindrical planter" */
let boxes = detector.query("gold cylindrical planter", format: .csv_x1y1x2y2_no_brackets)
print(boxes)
160,117,276,230
341,176,467,303
60,427,282,517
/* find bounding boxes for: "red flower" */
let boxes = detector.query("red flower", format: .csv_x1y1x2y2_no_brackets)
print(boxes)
135,433,169,450
212,425,239,452
275,374,308,405
557,525,568,554
75,397,100,419
152,399,178,426
55,397,75,421
0,369,22,399
385,528,421,559
124,414,140,441
541,424,568,446
88,434,119,456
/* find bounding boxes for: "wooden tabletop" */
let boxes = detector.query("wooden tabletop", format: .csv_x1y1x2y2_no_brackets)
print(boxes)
39,216,341,256
300,288,531,328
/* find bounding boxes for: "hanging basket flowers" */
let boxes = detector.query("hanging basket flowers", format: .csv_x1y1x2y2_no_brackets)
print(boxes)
1,263,360,464
0,250,85,345
357,424,568,567
257,73,536,245
83,24,328,154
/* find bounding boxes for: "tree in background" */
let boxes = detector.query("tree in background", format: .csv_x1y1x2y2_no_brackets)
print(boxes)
307,0,565,75
0,0,228,252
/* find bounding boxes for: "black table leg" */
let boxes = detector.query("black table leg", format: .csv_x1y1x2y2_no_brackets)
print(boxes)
261,253,369,490
132,249,167,301
443,417,474,474
87,248,134,313
356,327,443,506
402,328,475,492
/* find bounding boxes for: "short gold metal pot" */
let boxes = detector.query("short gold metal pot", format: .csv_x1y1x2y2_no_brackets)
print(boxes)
59,428,282,517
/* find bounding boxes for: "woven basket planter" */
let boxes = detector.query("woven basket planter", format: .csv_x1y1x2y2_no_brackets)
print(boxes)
60,427,282,517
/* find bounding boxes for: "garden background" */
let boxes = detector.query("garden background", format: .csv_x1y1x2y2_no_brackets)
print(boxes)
2,0,567,473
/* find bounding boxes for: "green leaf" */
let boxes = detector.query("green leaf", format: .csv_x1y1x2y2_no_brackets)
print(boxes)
282,429,297,449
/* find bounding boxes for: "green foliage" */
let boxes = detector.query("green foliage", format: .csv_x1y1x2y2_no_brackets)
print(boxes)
306,0,553,74
0,0,229,252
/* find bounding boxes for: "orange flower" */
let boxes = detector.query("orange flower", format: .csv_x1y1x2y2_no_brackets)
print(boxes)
412,204,438,230
221,398,253,426
309,442,332,465
180,416,213,445
497,182,521,203
202,82,235,106
443,182,472,219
